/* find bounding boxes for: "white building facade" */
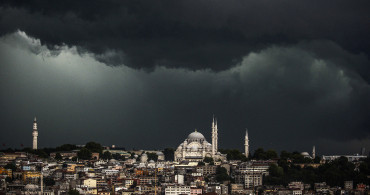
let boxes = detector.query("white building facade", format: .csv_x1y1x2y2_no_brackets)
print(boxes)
165,186,191,195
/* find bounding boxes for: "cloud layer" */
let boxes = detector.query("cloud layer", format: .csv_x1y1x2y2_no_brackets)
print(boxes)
1,0,370,71
0,31,369,154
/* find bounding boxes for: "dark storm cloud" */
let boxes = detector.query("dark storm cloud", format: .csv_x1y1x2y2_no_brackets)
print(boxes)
0,31,369,154
0,0,369,72
1,0,370,155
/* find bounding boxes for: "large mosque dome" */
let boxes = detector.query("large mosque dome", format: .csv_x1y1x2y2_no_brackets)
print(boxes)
187,131,205,141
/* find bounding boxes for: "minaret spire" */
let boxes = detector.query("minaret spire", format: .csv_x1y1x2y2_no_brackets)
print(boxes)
211,115,218,157
245,129,249,158
312,145,316,159
215,118,218,153
32,117,38,150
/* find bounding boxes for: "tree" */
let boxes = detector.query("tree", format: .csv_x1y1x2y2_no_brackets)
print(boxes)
219,149,247,161
5,177,13,183
163,148,175,161
264,164,285,185
68,189,80,195
291,152,309,163
21,147,33,153
216,167,230,182
264,155,366,187
101,151,112,160
147,152,158,162
203,157,214,164
358,157,370,184
253,148,267,160
77,148,92,160
85,142,103,154
55,153,62,160
34,149,49,158
266,149,278,159
4,163,17,171
112,153,125,161
3,148,14,153
56,144,77,151
198,161,205,166
269,164,284,177
43,177,55,186
313,156,321,163
280,150,291,160
359,157,370,175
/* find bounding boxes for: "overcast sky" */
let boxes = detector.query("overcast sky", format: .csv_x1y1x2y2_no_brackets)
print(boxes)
0,0,370,155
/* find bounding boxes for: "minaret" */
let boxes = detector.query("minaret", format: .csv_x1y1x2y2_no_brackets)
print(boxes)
215,119,218,153
32,117,38,150
211,116,218,157
245,129,249,158
312,145,316,159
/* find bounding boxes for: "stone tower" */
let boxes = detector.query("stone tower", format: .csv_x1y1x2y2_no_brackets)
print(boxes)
312,145,316,159
32,117,38,150
245,129,249,158
212,116,218,157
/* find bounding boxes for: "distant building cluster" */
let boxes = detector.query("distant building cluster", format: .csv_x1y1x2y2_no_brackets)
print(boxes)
0,151,368,195
0,116,368,194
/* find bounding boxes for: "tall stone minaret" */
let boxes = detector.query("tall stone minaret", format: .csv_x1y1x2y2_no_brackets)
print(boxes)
215,119,218,153
312,145,316,159
212,116,218,157
245,129,249,158
32,117,38,150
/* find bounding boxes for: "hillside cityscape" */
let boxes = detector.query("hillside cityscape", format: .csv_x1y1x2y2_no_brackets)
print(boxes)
0,117,369,195
1,1,370,194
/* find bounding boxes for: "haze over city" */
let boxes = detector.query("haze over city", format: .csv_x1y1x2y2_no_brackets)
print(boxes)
1,0,370,155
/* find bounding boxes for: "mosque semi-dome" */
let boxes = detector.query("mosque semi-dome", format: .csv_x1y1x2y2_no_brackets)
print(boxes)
187,131,205,141
301,152,311,158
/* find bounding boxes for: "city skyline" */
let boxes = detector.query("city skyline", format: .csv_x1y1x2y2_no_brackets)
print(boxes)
0,115,367,157
0,1,370,155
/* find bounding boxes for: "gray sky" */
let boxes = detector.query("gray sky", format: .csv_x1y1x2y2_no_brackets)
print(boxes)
0,0,369,155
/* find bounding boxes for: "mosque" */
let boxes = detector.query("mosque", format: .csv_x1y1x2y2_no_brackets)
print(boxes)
174,117,249,162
